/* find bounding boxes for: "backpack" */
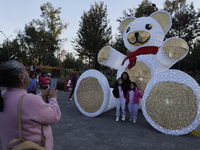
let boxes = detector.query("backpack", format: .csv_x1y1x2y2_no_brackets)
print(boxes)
7,95,46,150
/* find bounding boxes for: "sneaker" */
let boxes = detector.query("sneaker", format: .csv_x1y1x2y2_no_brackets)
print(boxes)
121,116,126,122
116,116,119,122
129,118,133,122
133,120,136,124
68,98,72,101
63,91,65,94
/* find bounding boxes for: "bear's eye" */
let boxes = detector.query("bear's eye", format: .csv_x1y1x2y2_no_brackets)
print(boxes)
126,27,130,33
145,24,152,30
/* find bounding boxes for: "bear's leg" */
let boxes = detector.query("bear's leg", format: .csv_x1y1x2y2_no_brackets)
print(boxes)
142,70,200,135
74,69,115,117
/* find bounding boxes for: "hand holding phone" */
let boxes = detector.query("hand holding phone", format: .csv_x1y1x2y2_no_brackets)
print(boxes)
50,79,57,92
49,87,58,99
42,87,50,100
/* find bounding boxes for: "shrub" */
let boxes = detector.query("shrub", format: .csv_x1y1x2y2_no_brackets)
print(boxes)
108,79,116,88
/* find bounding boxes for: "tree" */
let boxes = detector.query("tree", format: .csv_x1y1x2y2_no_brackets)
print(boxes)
0,41,10,63
60,50,66,62
164,1,200,42
62,52,76,70
14,2,68,66
72,2,112,70
134,0,158,17
164,1,200,71
164,0,187,15
0,39,30,65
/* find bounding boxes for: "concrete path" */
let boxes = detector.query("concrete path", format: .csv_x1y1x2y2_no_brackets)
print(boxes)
0,90,199,150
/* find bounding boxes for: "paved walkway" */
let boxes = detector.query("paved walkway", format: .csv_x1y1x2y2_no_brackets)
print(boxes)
0,90,199,150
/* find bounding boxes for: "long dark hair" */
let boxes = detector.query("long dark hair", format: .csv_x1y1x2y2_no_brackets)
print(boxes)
129,82,138,91
115,77,125,91
41,72,46,77
121,72,131,82
0,60,24,112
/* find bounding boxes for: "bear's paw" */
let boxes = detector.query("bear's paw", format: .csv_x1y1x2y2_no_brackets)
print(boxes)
163,38,188,60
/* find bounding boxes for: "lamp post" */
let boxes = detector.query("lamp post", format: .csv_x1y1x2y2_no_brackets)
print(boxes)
0,31,12,60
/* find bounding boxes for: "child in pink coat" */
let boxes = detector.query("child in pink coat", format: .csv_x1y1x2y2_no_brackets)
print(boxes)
126,82,143,123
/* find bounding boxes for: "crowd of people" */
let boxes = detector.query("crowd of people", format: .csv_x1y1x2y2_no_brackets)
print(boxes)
0,59,142,150
113,72,143,124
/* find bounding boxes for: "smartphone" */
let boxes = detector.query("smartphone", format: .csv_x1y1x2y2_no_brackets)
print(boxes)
50,79,57,92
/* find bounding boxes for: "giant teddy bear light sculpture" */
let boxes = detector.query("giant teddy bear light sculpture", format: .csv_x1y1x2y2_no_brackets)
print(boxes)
74,11,200,135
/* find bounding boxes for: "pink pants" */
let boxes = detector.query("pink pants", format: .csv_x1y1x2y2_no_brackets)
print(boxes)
128,102,139,120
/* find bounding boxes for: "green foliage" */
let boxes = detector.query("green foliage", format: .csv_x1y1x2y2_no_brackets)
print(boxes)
0,42,10,63
12,2,67,66
72,2,112,70
39,2,68,38
164,1,200,72
112,35,128,55
164,0,187,15
0,39,31,65
165,1,200,42
134,0,157,17
61,52,76,69
40,66,52,74
116,0,157,23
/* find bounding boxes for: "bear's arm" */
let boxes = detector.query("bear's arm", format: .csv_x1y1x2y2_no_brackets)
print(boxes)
98,46,126,70
156,37,189,68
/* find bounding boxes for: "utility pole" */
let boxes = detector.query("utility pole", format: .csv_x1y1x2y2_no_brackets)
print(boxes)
0,31,12,60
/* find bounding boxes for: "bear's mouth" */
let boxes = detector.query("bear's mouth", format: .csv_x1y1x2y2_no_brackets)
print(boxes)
127,31,150,46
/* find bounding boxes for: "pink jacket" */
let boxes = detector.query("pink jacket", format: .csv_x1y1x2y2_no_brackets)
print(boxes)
40,76,48,87
0,88,61,150
126,87,143,104
45,76,51,84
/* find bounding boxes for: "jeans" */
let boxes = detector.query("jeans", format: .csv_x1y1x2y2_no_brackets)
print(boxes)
115,98,126,117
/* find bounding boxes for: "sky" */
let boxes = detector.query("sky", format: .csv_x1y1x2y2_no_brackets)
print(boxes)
0,0,199,55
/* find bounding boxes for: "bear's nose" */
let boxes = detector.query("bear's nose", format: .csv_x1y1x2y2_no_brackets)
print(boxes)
135,32,139,37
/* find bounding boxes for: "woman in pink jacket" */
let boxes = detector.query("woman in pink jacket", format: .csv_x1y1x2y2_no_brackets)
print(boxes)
0,60,61,150
126,82,143,124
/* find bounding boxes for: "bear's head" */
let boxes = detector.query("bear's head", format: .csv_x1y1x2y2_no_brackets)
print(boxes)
119,11,172,52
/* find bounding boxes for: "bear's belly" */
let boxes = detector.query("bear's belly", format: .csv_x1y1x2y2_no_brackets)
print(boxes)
117,58,151,94
124,61,151,93
117,54,169,93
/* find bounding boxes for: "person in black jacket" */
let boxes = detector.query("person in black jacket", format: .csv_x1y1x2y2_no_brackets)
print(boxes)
112,77,127,122
121,72,131,93
121,72,131,114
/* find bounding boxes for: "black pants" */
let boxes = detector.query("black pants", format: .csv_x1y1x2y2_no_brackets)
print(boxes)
68,84,76,99
43,86,49,103
64,86,70,92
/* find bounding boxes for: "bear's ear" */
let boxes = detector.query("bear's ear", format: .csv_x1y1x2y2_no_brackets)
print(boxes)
150,11,172,34
119,17,135,35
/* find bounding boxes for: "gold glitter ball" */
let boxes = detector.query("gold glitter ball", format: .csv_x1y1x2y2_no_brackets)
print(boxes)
146,82,198,130
76,77,104,113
